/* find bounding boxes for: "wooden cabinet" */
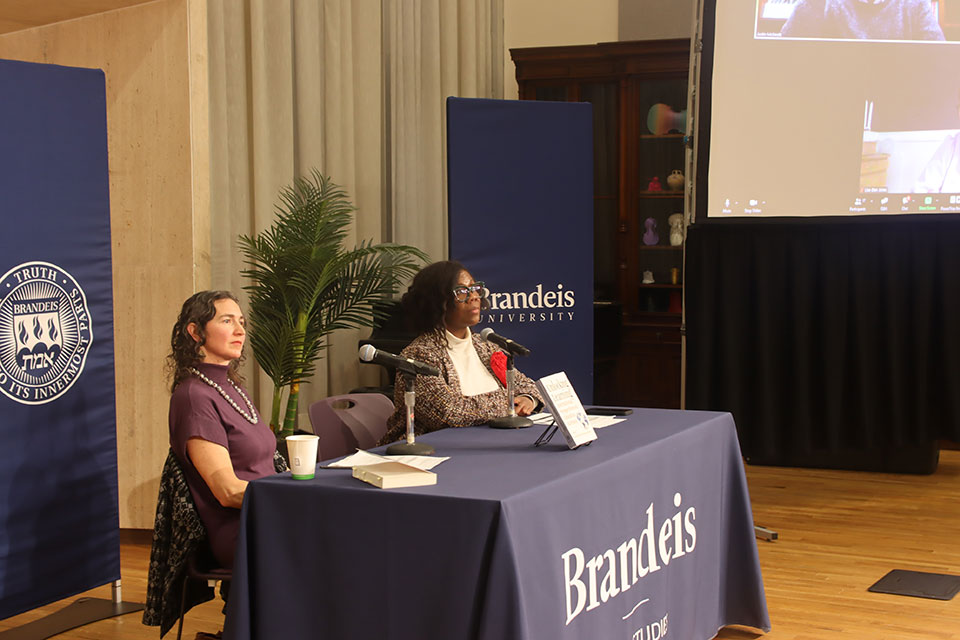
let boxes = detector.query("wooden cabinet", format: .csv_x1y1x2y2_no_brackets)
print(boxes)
511,39,689,408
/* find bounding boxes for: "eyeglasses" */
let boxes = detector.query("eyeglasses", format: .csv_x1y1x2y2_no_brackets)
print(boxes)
452,281,486,303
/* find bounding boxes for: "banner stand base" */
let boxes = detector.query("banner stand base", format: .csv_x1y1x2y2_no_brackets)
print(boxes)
0,597,143,640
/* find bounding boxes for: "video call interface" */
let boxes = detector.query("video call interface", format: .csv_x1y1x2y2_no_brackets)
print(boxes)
706,0,960,217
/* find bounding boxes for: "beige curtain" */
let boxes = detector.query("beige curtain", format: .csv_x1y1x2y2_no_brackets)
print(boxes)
386,0,503,259
206,0,502,428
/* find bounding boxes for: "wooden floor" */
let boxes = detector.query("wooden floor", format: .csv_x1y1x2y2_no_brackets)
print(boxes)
2,451,959,639
0,532,224,639
716,448,960,640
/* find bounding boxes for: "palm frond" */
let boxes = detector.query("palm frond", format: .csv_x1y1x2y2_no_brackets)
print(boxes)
239,170,427,425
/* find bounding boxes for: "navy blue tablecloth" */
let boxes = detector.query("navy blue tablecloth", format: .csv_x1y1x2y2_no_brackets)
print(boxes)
223,409,770,640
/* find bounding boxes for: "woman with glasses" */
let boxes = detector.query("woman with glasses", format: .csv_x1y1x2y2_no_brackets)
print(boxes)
378,260,542,445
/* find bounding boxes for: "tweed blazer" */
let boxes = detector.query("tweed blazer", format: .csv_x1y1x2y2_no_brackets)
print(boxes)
379,328,543,445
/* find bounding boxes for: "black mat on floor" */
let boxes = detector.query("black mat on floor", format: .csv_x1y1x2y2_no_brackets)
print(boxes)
868,569,960,600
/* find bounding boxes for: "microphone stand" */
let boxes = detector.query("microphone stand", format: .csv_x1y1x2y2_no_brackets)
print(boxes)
386,372,435,455
488,352,534,429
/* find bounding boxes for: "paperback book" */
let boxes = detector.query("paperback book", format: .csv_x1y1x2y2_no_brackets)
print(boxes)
535,371,597,449
352,461,437,489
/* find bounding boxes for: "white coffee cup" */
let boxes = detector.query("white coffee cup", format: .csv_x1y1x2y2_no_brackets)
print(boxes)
285,434,319,480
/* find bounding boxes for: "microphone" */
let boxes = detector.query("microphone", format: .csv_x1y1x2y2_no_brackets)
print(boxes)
480,328,530,356
358,344,440,377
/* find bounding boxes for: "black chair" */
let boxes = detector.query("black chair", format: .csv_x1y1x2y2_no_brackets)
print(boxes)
176,544,231,640
357,299,417,396
145,449,288,638
143,450,222,638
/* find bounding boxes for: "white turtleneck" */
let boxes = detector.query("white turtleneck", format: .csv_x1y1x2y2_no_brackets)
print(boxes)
446,328,500,396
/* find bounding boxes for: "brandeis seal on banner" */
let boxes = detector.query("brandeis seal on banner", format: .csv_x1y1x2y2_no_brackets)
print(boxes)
0,261,94,405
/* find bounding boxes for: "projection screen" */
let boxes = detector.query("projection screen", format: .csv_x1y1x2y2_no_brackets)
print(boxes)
697,0,960,218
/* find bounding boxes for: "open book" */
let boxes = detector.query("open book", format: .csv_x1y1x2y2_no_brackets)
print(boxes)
535,371,597,449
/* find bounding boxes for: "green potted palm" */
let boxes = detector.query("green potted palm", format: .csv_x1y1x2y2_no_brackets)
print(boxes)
238,170,426,441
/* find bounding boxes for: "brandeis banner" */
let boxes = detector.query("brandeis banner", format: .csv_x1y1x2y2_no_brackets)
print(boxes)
0,59,119,619
447,97,594,402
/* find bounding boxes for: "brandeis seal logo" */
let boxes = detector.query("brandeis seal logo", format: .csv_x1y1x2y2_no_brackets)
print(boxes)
0,261,93,405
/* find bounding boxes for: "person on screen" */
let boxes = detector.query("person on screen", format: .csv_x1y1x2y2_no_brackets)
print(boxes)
167,290,277,571
378,261,543,445
914,106,960,192
780,0,945,41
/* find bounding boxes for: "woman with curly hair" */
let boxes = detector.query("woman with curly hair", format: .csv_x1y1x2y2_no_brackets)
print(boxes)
167,290,276,570
378,261,542,445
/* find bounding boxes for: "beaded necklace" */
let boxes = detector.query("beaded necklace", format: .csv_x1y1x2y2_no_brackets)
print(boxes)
188,366,259,424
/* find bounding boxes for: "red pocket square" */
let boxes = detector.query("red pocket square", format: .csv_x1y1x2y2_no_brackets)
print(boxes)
490,350,507,387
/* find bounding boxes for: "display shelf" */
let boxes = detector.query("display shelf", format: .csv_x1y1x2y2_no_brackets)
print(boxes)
639,133,685,140
638,191,684,198
625,311,682,324
512,38,689,409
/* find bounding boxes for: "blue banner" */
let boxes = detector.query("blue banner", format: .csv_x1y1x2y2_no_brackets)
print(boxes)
447,97,594,402
0,59,119,619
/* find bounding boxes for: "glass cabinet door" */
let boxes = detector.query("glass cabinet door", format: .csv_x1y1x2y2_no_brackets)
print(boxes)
634,77,687,318
511,39,690,409
580,82,619,301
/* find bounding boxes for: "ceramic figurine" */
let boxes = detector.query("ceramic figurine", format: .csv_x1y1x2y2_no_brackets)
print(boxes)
668,213,684,246
642,270,655,284
642,217,659,245
646,103,688,135
647,176,662,192
666,169,684,191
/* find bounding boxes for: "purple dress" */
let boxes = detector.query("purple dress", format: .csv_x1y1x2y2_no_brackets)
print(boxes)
168,362,276,568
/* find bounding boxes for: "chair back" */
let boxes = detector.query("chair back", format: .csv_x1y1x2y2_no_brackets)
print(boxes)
144,450,217,637
308,393,395,459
